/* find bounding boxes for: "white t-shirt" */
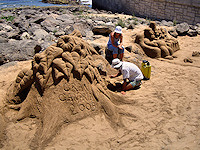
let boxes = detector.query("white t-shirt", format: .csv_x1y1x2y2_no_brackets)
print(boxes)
120,62,144,81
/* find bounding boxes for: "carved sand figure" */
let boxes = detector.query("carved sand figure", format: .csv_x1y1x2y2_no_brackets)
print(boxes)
135,21,180,58
3,30,137,149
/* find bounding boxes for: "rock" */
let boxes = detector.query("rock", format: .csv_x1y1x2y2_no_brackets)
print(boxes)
33,17,46,24
196,28,200,35
161,20,173,27
56,14,74,24
41,14,61,32
73,22,91,37
94,20,106,26
0,54,8,65
0,23,13,31
196,23,200,27
92,26,113,36
189,25,198,30
7,31,21,40
0,36,8,43
187,29,198,37
176,22,189,36
168,27,178,38
54,30,65,37
33,29,49,40
20,32,31,40
64,25,74,35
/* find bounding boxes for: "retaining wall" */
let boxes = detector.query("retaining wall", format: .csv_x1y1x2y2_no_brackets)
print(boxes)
92,0,200,25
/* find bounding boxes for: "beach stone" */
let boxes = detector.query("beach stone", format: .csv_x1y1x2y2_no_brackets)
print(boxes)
0,36,8,43
54,30,65,37
92,26,113,36
41,15,62,32
0,54,8,65
161,20,173,27
33,29,49,40
94,20,106,26
176,22,190,35
33,17,46,24
187,29,198,37
0,24,13,31
196,28,200,35
56,14,74,24
168,28,178,38
64,25,74,35
73,22,91,37
21,32,31,40
189,25,198,30
7,31,21,40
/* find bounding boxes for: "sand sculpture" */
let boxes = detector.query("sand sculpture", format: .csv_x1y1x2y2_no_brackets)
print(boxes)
135,21,180,58
4,30,137,149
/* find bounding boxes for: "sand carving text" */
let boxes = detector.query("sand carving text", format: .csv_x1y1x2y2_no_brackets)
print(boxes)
135,21,180,58
4,30,137,149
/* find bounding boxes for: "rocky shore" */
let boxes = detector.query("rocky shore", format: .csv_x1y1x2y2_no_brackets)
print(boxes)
0,6,200,65
42,0,80,5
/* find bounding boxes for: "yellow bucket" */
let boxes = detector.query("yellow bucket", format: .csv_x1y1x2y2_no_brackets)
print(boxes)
141,60,151,80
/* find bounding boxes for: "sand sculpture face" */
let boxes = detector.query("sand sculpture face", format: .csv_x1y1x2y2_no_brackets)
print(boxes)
135,21,180,58
4,30,136,149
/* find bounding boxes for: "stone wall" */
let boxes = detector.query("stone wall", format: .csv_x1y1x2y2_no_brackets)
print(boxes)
92,0,200,25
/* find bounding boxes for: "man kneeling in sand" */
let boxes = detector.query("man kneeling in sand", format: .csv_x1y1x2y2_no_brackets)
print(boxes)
110,58,144,95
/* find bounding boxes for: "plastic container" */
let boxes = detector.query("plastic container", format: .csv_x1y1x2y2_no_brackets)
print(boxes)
141,60,151,80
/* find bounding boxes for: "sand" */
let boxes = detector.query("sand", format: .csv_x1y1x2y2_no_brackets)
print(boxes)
0,26,200,150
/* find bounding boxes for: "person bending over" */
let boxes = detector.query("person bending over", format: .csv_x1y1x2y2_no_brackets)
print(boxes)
110,58,144,95
107,26,124,60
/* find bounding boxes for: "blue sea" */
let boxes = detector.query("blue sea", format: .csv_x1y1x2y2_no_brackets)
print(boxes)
0,0,92,9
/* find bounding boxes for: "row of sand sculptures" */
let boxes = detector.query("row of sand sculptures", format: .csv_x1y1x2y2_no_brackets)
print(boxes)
3,23,179,148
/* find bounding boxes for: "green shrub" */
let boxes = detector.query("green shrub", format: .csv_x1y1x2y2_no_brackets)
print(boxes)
116,19,125,28
1,15,15,22
173,19,177,26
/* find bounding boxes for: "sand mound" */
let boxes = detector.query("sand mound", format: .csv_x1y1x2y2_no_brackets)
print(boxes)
2,30,137,149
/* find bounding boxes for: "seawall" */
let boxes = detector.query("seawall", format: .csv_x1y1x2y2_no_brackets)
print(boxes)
92,0,200,25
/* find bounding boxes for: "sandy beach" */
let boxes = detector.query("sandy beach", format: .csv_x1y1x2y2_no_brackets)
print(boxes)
0,20,200,149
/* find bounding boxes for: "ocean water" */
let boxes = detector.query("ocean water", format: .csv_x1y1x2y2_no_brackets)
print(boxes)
0,0,92,9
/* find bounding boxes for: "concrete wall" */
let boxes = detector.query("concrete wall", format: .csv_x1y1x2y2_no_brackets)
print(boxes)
92,0,200,25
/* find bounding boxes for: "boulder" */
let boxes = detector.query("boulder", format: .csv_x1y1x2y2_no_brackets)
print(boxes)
161,20,173,27
187,29,198,37
168,27,178,38
92,26,113,36
20,32,31,40
0,54,8,65
176,22,189,36
0,36,8,43
33,29,49,40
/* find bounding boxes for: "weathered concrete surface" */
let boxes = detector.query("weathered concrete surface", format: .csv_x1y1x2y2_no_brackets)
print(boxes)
92,0,200,25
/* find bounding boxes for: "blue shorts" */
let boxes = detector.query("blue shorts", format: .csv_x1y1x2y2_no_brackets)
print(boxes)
130,80,142,88
107,44,124,55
